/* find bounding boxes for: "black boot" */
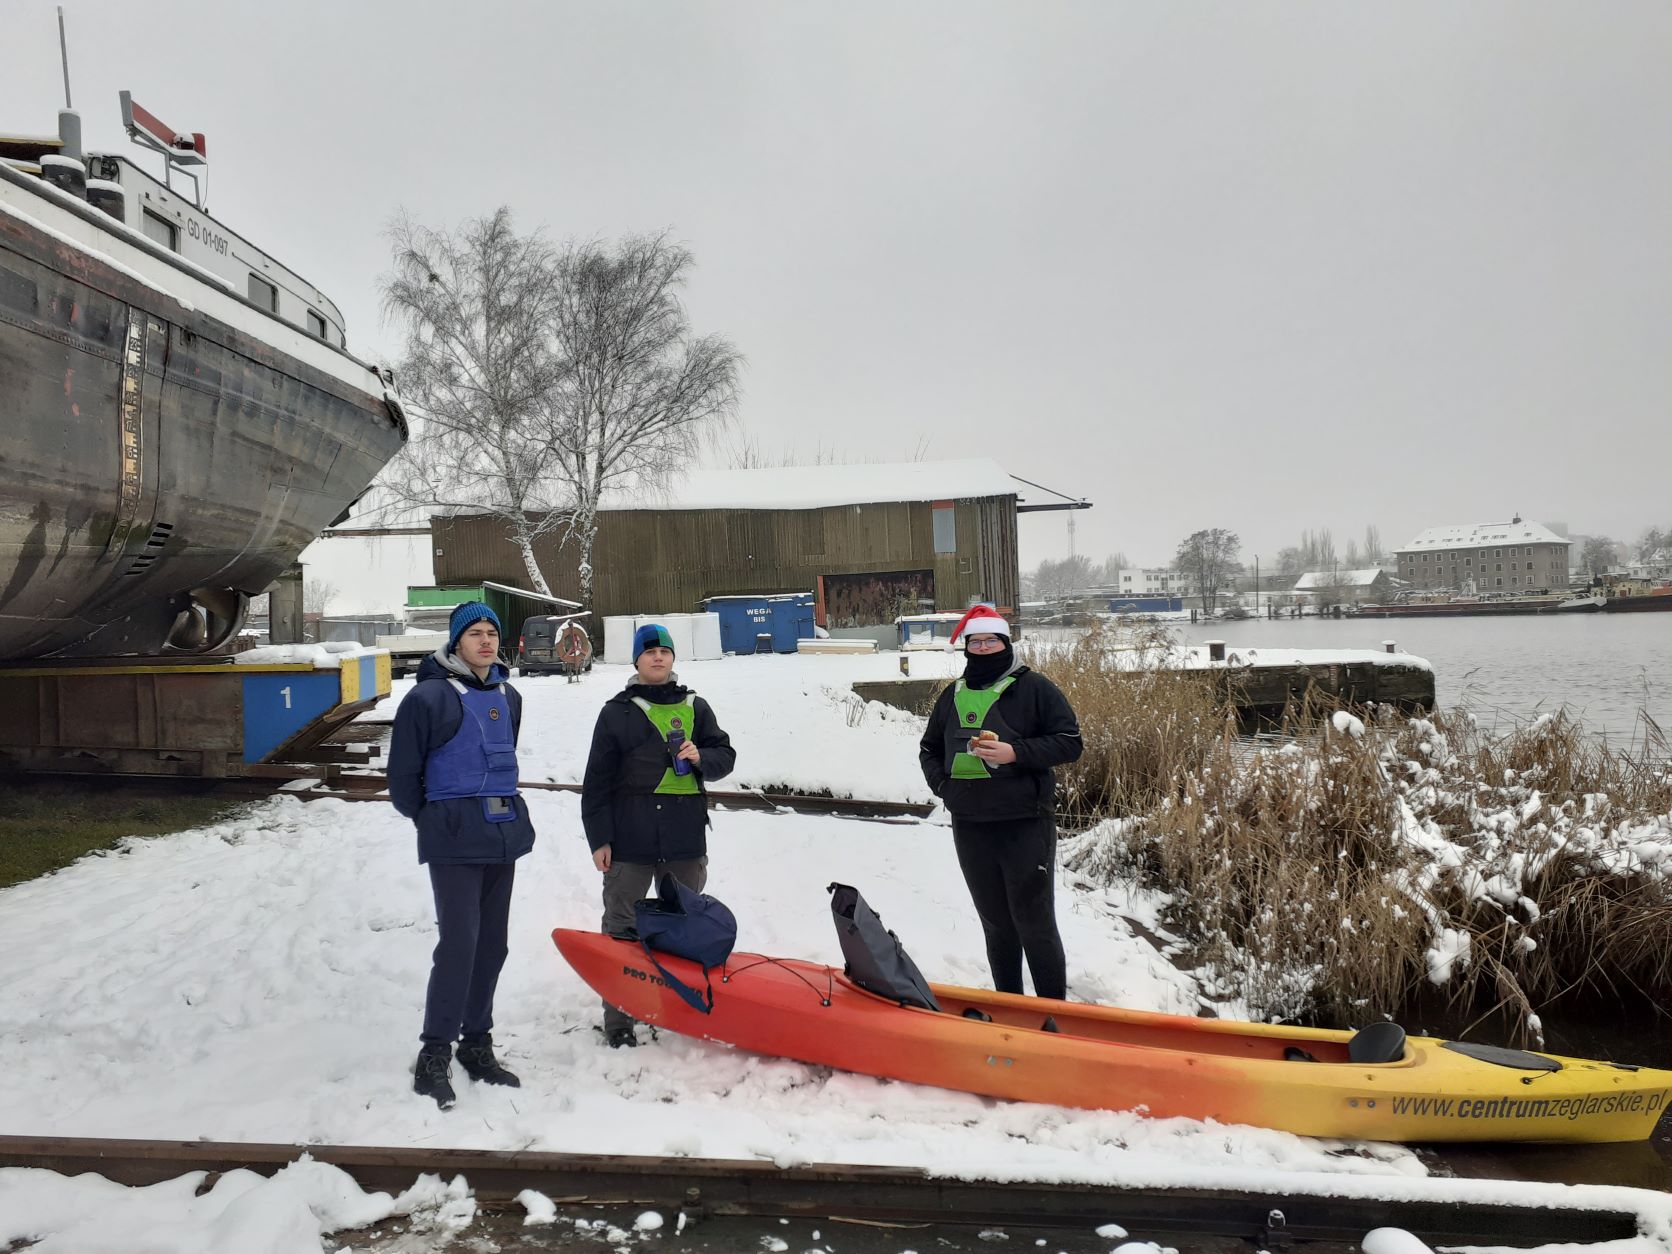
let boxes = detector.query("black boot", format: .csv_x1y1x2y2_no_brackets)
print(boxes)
457,1036,521,1087
413,1044,456,1109
605,1024,639,1049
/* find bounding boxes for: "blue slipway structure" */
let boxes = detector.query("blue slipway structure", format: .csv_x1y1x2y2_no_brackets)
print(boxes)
0,97,406,661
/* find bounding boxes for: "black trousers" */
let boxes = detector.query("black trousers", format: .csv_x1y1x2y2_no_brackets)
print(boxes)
951,815,1067,1000
422,862,516,1047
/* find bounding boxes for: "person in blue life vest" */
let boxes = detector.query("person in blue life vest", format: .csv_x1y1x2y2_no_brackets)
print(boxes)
918,605,1082,1001
388,602,536,1109
581,623,736,1047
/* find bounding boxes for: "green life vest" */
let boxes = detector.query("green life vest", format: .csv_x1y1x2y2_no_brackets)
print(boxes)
949,675,1018,780
630,696,701,795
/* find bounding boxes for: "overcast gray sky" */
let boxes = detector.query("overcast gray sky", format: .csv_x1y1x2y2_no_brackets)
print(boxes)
7,1,1670,570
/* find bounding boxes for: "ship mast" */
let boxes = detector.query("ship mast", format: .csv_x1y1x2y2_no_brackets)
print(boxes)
58,7,73,108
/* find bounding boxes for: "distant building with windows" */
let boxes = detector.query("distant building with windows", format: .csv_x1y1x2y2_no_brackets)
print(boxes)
1628,548,1672,582
1291,568,1396,606
1394,516,1571,594
1114,567,1187,596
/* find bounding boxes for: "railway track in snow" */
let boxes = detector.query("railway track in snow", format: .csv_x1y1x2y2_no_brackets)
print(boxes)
0,1135,1641,1246
234,763,936,821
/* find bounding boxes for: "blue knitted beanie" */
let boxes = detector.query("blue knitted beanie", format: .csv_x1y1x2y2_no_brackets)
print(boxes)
448,601,502,653
633,623,676,661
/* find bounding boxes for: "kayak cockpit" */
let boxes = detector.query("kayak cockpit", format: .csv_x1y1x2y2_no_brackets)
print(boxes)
921,988,1423,1067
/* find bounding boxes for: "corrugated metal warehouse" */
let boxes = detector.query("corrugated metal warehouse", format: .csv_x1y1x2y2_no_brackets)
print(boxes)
429,459,1032,628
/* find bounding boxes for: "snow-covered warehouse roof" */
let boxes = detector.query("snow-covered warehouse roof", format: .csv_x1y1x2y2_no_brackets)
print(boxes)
1397,519,1568,551
605,458,1019,512
1292,569,1386,590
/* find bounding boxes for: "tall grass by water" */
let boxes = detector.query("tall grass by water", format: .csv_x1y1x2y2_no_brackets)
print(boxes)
1029,631,1672,1037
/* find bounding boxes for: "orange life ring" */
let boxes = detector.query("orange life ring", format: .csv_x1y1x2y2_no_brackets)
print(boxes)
557,623,591,664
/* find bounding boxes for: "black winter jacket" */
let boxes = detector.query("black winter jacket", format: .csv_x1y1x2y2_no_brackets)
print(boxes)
580,678,736,864
387,651,537,865
918,666,1083,822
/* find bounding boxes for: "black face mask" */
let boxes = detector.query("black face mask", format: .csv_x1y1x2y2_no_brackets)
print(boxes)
962,640,1014,689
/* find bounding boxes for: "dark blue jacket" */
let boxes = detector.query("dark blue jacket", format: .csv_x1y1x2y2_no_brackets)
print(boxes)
388,651,537,865
580,678,736,864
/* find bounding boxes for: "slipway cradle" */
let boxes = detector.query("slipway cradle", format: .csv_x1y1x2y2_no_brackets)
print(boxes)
552,928,1672,1144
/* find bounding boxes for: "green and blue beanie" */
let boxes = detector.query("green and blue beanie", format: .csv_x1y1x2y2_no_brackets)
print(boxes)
447,601,502,653
633,623,676,662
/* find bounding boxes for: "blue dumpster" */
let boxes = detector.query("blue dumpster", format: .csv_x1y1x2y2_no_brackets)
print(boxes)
703,592,816,654
769,592,816,652
703,595,776,654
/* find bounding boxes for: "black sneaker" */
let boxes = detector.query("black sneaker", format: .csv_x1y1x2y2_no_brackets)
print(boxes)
457,1037,521,1087
606,1025,639,1049
413,1045,456,1109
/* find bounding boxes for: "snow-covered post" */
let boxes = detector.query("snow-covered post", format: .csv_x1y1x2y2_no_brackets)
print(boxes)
1383,639,1397,653
1207,639,1226,662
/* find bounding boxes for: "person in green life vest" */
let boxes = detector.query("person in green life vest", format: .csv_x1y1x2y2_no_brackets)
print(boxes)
918,605,1083,1001
581,623,737,1047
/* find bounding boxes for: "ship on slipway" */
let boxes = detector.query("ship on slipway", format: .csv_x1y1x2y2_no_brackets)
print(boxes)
0,88,406,659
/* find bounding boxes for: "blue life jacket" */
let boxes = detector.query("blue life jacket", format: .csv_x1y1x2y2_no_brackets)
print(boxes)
424,678,520,802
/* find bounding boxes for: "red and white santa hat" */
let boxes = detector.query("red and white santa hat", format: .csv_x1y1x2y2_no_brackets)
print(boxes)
948,603,1011,645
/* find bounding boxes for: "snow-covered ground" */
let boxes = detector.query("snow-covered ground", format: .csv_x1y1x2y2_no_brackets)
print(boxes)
386,651,975,804
375,644,1427,802
2,651,1669,1252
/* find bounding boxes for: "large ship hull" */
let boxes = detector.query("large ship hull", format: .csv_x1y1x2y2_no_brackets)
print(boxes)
0,166,406,658
1601,593,1672,613
1353,598,1568,618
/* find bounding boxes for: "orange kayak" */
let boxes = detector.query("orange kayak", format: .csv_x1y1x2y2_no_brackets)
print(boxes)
552,928,1672,1143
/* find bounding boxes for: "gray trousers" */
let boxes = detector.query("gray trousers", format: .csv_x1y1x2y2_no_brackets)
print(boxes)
600,857,708,1033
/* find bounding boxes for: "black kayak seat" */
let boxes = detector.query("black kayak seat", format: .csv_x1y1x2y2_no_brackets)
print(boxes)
1348,1021,1407,1064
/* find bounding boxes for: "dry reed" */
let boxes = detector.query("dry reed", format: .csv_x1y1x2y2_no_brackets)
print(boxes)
1032,632,1672,1034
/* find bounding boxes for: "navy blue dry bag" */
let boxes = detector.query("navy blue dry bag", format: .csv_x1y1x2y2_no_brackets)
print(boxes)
633,874,737,1014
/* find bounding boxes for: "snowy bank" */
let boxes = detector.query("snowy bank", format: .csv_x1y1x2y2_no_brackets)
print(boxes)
2,650,1669,1251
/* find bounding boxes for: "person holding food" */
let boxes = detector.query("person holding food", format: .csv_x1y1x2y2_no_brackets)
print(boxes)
917,605,1083,1001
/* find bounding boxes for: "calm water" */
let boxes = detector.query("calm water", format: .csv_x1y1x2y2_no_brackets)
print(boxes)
1166,614,1672,746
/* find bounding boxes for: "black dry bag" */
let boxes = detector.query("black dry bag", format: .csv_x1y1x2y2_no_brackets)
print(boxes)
827,882,942,1011
633,874,737,1014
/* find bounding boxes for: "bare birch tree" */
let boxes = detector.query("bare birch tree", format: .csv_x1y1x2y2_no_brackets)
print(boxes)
379,208,571,595
544,230,742,606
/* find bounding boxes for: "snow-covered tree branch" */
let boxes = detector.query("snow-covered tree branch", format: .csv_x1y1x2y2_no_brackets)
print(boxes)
379,208,572,595
542,230,742,605
379,216,741,607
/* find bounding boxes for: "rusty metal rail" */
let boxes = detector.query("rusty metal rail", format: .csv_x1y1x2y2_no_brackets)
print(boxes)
0,1136,1639,1244
244,764,935,821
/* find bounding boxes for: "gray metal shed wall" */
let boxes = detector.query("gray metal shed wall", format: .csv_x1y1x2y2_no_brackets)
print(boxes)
430,497,1020,623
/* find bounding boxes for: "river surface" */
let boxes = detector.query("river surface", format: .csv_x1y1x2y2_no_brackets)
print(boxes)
1166,613,1672,747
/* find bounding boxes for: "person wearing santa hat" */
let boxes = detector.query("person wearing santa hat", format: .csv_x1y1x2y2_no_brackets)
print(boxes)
917,604,1082,1001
